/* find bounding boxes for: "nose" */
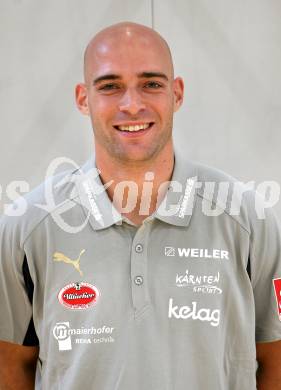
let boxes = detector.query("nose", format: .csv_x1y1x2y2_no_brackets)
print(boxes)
118,88,146,115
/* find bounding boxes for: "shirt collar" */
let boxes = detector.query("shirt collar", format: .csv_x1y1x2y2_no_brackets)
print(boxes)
153,149,198,227
73,150,198,231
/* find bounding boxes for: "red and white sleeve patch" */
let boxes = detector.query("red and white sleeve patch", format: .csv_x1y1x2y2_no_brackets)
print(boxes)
273,278,281,321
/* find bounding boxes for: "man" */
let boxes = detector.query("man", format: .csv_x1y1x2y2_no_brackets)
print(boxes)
0,22,281,389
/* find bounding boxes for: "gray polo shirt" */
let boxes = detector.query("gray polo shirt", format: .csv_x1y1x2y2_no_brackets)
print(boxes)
1,152,281,389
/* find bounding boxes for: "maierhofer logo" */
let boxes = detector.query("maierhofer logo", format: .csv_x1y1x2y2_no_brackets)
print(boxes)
273,278,281,321
164,247,229,260
176,269,222,294
53,322,72,350
53,322,115,351
168,298,220,327
58,282,100,310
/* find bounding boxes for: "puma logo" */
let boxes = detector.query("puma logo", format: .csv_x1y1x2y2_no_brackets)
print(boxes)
53,249,85,276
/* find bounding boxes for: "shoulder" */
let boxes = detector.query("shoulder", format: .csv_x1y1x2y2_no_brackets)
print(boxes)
0,159,93,244
188,160,273,233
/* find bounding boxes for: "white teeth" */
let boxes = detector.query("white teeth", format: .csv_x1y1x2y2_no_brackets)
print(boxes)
117,123,150,132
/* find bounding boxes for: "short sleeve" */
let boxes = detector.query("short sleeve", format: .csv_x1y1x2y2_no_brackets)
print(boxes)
250,205,281,342
0,215,33,344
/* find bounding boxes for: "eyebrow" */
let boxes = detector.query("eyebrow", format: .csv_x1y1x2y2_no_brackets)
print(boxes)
93,74,121,85
93,71,169,85
138,72,169,81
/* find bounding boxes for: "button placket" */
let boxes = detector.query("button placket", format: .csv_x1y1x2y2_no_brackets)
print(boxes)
130,222,151,314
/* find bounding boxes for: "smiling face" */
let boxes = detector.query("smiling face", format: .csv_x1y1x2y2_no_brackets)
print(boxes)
76,23,184,165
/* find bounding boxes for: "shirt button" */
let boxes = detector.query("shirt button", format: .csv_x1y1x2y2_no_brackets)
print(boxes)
134,276,143,285
135,244,143,253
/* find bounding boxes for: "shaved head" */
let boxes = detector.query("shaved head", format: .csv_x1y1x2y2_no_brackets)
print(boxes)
75,21,184,166
83,22,174,85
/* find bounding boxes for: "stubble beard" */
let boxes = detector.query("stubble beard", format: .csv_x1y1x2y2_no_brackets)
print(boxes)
94,116,174,165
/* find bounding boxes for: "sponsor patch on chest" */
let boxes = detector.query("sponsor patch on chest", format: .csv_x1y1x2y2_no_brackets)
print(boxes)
165,247,229,260
176,269,222,294
168,298,220,327
58,282,100,310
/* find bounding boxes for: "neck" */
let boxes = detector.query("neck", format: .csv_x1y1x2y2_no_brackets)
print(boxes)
95,144,175,224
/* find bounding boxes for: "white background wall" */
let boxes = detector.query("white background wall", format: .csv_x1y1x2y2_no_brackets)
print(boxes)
0,0,280,216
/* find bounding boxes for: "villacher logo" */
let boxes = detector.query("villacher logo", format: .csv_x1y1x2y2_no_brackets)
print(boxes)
58,282,100,310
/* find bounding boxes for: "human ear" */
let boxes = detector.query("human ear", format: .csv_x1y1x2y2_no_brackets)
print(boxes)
173,77,184,112
75,83,89,116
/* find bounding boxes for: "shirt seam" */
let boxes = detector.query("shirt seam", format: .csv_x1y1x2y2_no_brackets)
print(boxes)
22,194,81,246
196,192,251,235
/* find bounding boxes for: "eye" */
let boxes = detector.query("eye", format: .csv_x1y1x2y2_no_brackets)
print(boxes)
144,81,162,89
98,83,120,91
